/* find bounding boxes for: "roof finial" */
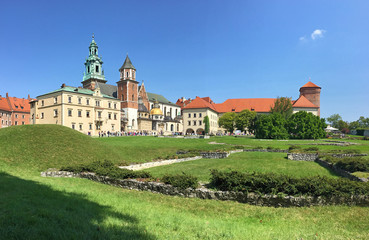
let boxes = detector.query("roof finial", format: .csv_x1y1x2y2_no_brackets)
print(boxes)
92,33,95,40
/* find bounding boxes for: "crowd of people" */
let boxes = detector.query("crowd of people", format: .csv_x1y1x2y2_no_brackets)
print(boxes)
89,130,184,137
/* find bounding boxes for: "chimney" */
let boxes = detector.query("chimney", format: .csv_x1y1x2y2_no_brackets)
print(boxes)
28,94,30,100
6,92,9,98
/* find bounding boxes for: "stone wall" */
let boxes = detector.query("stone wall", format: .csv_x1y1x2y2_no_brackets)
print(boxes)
201,152,229,159
329,154,367,158
315,159,368,182
41,170,369,207
287,153,318,161
243,149,288,153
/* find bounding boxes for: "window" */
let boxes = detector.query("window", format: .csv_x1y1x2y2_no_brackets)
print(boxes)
15,114,18,119
68,96,72,103
132,85,134,90
41,100,44,106
96,101,100,107
15,121,18,125
199,120,202,125
126,72,129,77
108,113,111,119
68,109,72,117
193,120,197,126
41,113,44,119
72,123,75,130
188,121,191,126
199,113,202,118
188,113,191,118
54,97,58,104
114,113,117,120
194,113,196,118
112,125,115,131
21,121,24,125
122,94,124,101
22,115,25,119
54,110,58,117
98,111,102,118
132,95,134,101
78,98,82,104
86,111,90,118
89,124,92,130
164,107,167,116
175,109,178,116
96,65,99,73
114,103,117,109
108,102,111,108
78,110,82,117
88,66,90,73
86,99,90,105
79,124,83,130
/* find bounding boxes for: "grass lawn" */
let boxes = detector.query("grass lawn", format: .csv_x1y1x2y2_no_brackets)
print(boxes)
1,125,369,239
146,152,339,182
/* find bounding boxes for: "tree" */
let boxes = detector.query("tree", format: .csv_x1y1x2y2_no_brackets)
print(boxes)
235,109,257,133
218,112,236,133
288,111,327,139
255,113,289,139
204,116,210,134
337,120,349,131
327,114,342,128
270,97,293,119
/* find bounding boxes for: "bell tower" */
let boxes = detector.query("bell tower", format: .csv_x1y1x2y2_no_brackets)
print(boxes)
81,34,107,90
117,55,138,130
299,81,321,116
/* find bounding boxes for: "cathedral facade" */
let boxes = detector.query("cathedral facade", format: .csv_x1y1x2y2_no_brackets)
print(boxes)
30,36,182,136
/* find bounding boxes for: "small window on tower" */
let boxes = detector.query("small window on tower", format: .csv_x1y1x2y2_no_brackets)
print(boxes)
96,66,99,73
88,66,90,73
132,95,134,101
126,72,129,77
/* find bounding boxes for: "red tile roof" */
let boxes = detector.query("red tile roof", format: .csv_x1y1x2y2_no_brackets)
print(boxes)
215,98,277,113
301,81,320,88
182,96,217,111
0,96,11,111
7,96,31,113
292,95,318,108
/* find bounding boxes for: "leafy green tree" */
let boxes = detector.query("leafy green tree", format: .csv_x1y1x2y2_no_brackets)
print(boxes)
288,111,327,139
337,120,349,131
235,109,257,133
270,97,293,119
349,120,360,130
204,116,210,134
327,114,342,128
218,112,236,133
358,116,369,128
255,113,289,139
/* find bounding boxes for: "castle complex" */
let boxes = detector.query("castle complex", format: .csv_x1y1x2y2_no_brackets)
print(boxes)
29,36,321,136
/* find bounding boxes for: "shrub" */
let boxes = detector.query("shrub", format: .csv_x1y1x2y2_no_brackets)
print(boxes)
335,158,369,173
209,169,369,198
304,147,319,152
342,149,361,154
288,145,301,151
161,173,198,190
255,146,264,150
61,160,151,179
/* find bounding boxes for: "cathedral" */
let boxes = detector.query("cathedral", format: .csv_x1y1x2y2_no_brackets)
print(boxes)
30,36,182,136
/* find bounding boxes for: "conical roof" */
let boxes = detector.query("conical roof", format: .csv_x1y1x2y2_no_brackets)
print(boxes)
301,81,320,88
119,55,136,71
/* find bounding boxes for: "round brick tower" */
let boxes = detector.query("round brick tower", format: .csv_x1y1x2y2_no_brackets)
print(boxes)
299,81,321,116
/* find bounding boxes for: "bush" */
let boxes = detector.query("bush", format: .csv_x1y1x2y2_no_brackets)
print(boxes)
342,149,361,154
288,145,301,151
209,169,369,198
161,173,198,190
61,160,151,179
335,158,369,173
304,147,319,152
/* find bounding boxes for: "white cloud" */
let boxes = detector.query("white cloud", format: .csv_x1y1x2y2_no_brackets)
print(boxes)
311,29,326,40
299,36,306,41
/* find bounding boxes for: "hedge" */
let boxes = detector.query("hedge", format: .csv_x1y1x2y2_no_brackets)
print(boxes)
161,173,198,190
209,169,369,198
324,156,369,173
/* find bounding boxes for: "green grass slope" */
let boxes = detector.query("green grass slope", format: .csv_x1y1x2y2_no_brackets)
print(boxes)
0,125,126,171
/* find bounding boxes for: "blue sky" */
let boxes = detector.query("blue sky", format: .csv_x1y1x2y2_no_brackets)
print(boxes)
1,0,368,121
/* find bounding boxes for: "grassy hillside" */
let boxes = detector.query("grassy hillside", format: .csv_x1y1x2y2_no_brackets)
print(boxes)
0,125,126,171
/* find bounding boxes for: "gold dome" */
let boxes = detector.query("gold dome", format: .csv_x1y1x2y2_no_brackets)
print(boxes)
150,108,163,115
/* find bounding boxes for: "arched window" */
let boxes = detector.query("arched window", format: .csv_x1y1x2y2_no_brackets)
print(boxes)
132,94,134,101
94,49,97,54
171,124,174,131
96,66,99,73
126,72,129,77
121,94,124,101
87,66,90,73
132,119,135,127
